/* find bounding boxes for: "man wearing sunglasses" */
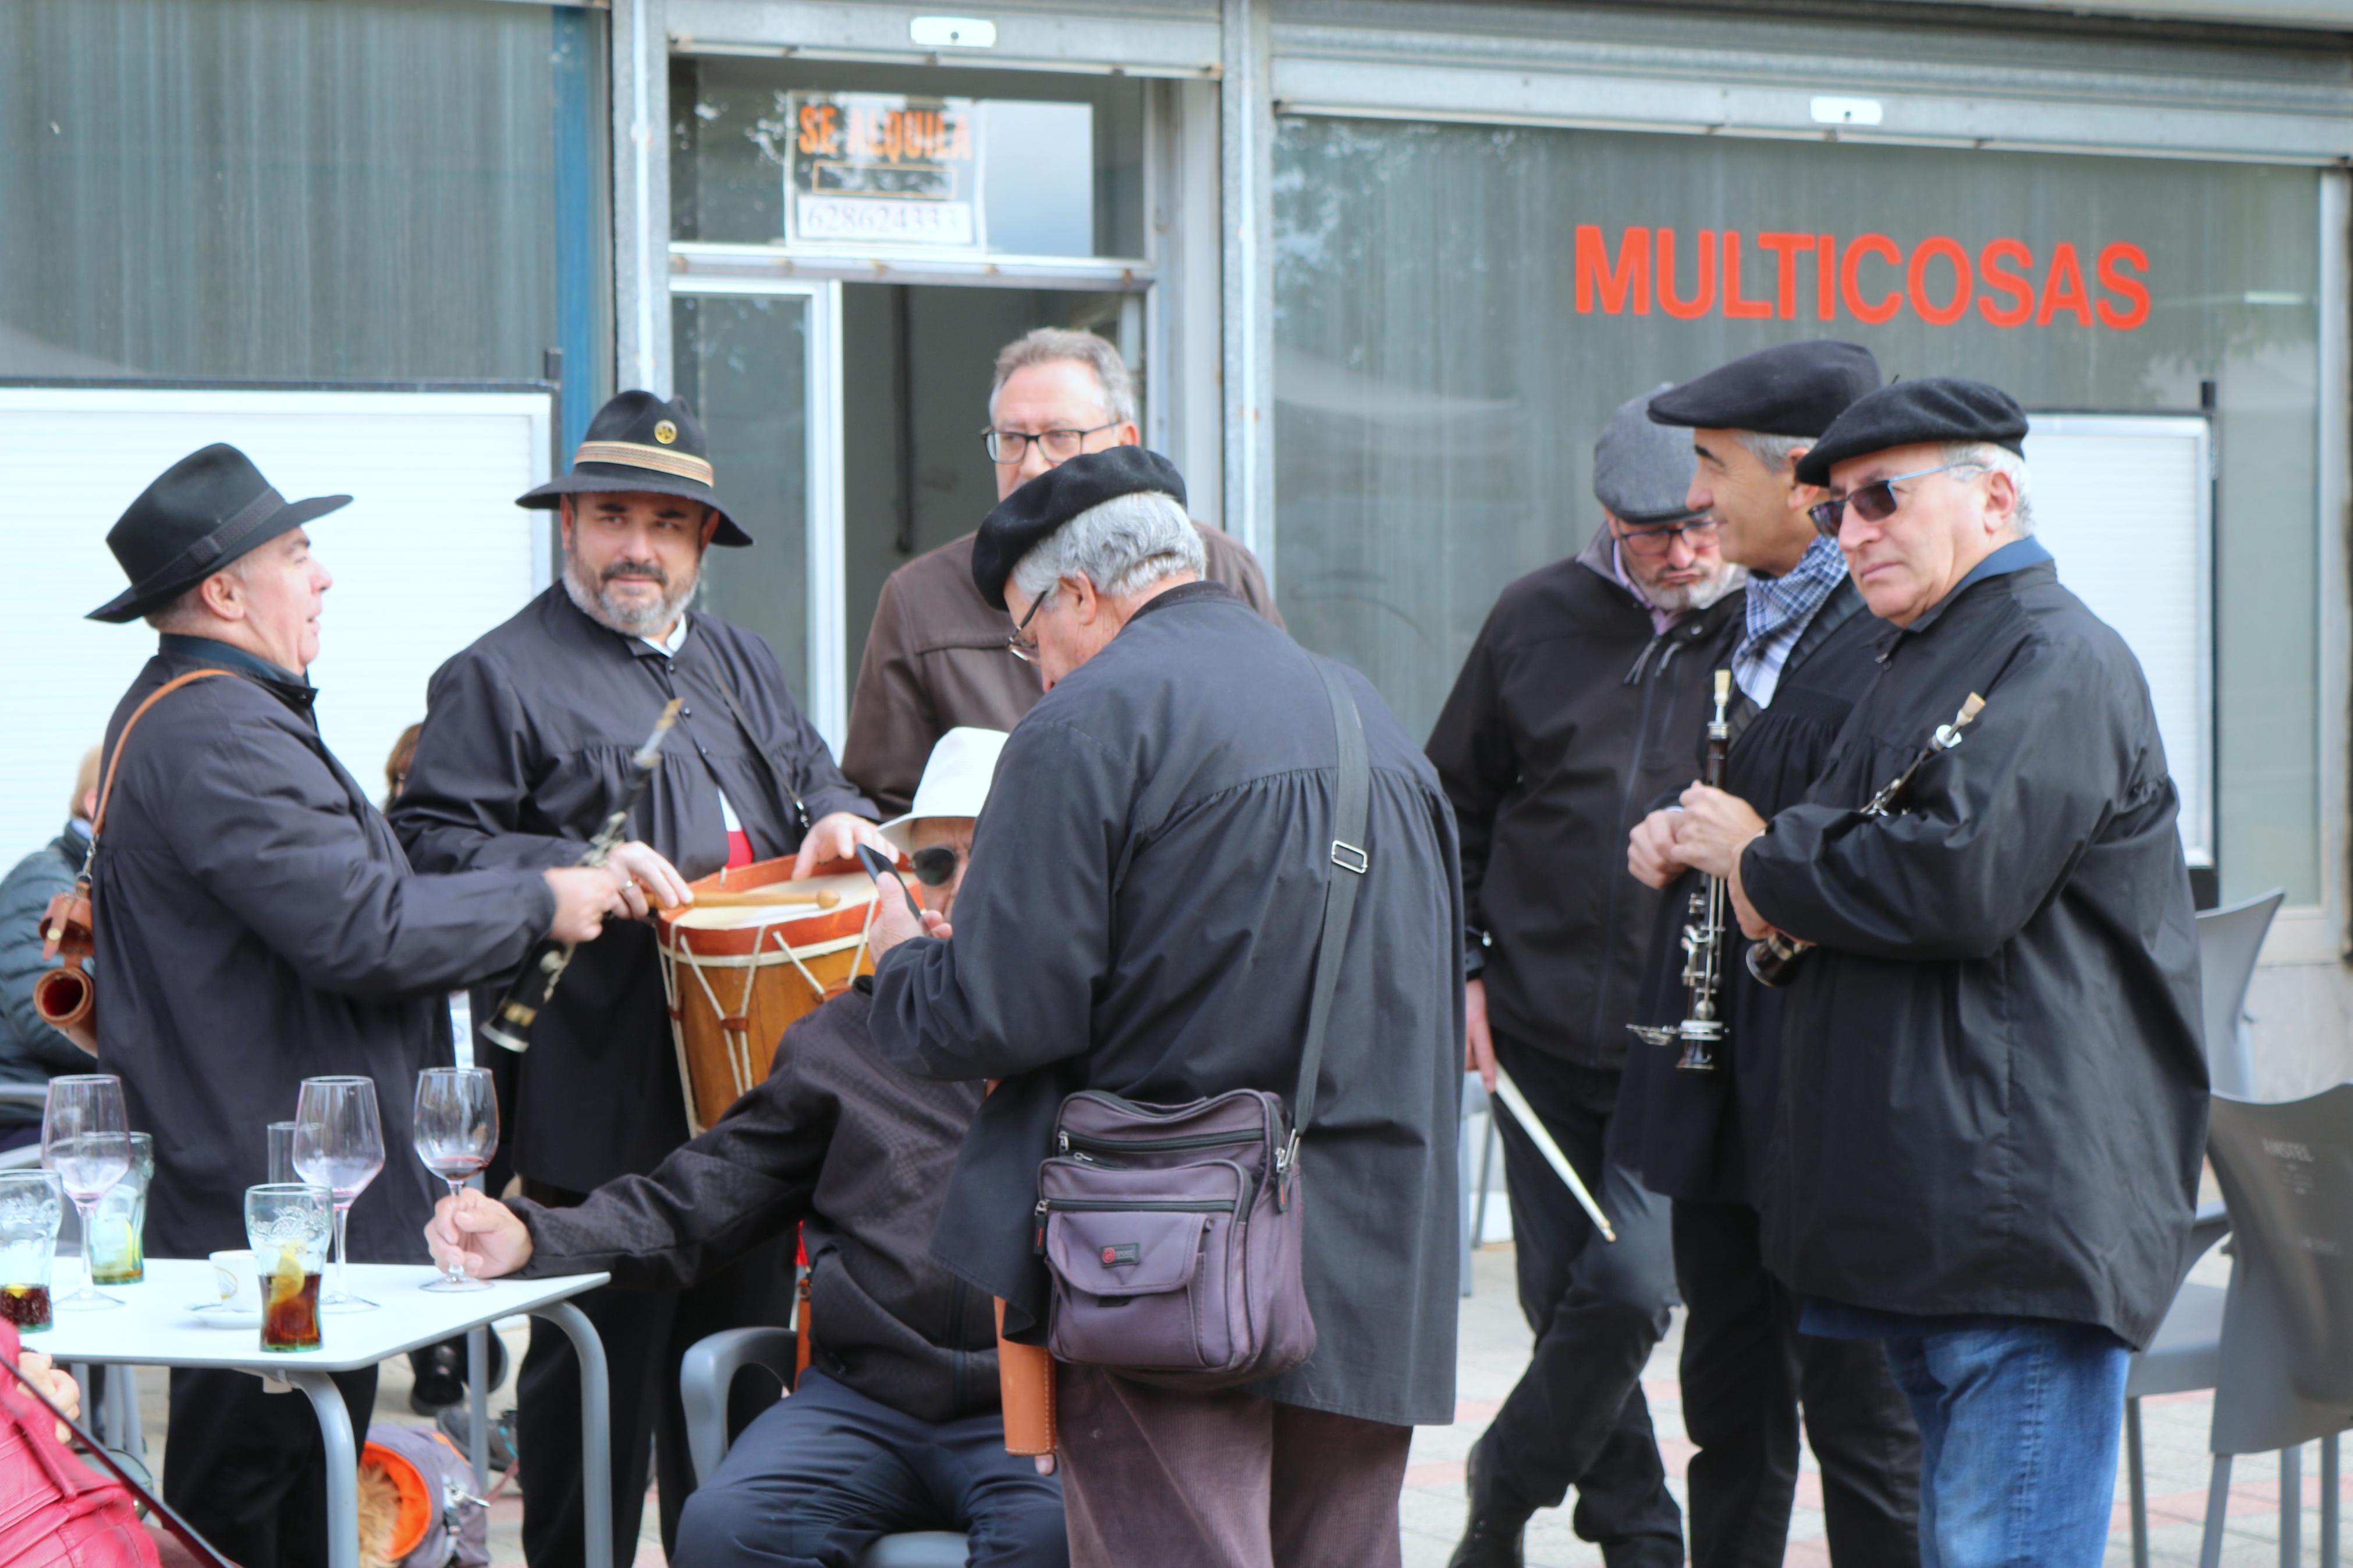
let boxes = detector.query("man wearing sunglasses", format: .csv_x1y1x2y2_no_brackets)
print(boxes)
1427,387,1744,1568
842,327,1279,817
1617,340,1925,1568
1674,378,2205,1568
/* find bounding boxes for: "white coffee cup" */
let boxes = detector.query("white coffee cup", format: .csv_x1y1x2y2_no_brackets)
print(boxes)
207,1249,261,1311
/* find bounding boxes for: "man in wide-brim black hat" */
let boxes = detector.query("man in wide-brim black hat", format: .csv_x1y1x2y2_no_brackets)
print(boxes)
80,442,641,1566
390,390,883,1563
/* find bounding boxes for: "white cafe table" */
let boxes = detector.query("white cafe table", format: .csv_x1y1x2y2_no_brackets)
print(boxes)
38,1258,614,1568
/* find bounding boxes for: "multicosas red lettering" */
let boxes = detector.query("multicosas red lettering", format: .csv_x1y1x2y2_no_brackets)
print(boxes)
1573,227,2149,330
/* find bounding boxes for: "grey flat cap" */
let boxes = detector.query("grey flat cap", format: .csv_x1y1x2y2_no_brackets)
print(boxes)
1594,386,1703,527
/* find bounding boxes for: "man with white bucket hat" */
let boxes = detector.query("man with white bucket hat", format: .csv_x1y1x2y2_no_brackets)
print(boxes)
426,729,1069,1568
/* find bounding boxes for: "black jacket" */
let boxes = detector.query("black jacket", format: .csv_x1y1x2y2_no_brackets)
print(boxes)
872,582,1464,1428
93,638,553,1260
1614,580,1886,1204
1742,557,2206,1348
391,588,875,1189
0,824,93,1123
514,986,998,1425
1426,529,1743,1068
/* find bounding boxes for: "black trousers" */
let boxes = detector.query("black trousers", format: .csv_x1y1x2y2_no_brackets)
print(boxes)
518,1197,793,1567
1479,1037,1682,1567
1673,1197,1922,1567
676,1368,1067,1567
163,1364,378,1568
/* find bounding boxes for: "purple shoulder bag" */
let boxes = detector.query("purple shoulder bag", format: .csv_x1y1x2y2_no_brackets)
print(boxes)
1032,658,1368,1389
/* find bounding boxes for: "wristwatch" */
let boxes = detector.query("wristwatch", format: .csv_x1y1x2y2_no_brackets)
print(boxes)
1463,928,1490,980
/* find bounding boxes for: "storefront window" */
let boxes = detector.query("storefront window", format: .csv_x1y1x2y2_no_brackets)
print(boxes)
1274,118,2322,903
672,57,1148,259
0,0,609,411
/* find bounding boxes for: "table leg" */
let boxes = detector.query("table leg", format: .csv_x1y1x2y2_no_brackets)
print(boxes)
466,1323,491,1493
533,1299,612,1568
287,1370,361,1568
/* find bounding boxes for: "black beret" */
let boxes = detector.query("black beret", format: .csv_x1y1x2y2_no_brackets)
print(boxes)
1648,340,1882,439
1794,378,2029,488
971,446,1188,610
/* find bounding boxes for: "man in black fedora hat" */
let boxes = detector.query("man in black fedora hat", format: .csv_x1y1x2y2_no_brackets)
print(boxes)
83,442,638,1566
392,389,884,1564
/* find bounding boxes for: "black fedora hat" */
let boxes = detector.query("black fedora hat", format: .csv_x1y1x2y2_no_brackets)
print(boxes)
88,445,351,624
517,390,750,546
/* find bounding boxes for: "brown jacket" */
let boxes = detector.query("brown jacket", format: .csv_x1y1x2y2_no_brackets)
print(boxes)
842,521,1282,813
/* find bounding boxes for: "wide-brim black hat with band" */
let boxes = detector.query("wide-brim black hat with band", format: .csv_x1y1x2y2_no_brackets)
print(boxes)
88,444,352,624
516,389,750,547
971,445,1188,611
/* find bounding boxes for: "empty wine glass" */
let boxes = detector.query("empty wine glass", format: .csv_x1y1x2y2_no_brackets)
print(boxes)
41,1075,132,1311
292,1076,385,1314
413,1068,498,1293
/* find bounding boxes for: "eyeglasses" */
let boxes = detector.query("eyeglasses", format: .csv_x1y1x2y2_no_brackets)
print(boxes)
909,845,965,887
982,423,1122,465
1808,463,1974,539
1005,586,1056,664
1614,517,1721,559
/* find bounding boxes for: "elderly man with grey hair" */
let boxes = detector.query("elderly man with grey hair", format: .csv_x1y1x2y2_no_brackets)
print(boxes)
865,446,1464,1568
842,325,1279,816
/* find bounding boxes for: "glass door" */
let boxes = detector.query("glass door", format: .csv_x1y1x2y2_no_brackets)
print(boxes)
668,279,847,748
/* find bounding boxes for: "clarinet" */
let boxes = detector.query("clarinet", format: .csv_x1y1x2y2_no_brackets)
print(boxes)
1630,669,1734,1073
480,699,683,1053
1747,691,1988,988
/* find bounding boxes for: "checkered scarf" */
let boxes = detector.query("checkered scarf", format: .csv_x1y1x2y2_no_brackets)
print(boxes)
1732,535,1848,705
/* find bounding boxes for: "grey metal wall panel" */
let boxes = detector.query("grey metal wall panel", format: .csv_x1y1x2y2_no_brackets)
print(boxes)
1906,0,2353,31
669,0,1221,75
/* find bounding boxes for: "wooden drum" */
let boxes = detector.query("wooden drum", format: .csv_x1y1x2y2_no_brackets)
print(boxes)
656,859,878,1136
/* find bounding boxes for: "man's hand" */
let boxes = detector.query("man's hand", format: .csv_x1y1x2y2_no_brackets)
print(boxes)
427,1187,535,1280
543,867,629,944
793,812,889,880
1628,808,1687,889
868,889,950,958
608,841,691,912
1464,978,1496,1094
1673,785,1769,881
1727,854,1778,941
16,1350,77,1443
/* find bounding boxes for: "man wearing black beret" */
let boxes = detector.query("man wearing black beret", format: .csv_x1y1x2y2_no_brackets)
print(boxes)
1426,387,1743,1568
392,390,883,1565
866,446,1464,1567
1670,378,2206,1566
1616,341,1923,1568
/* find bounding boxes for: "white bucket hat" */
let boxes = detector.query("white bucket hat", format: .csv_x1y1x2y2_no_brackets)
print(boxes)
879,727,1011,854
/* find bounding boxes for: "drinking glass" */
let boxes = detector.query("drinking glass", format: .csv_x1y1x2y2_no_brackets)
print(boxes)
0,1171,63,1332
291,1076,384,1314
244,1184,331,1352
265,1121,300,1185
413,1068,498,1292
88,1132,153,1286
40,1075,131,1310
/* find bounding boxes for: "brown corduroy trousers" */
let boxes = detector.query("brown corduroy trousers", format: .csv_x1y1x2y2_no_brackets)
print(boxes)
1056,1363,1415,1567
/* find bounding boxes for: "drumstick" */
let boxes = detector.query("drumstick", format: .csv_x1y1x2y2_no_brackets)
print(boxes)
683,888,843,909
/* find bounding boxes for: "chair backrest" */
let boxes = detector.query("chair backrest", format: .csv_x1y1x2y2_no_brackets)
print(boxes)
2205,1084,2353,1454
2195,890,2281,1099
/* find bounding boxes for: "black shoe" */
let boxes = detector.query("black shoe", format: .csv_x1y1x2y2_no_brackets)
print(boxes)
406,1332,511,1415
1447,1437,1532,1568
435,1402,520,1475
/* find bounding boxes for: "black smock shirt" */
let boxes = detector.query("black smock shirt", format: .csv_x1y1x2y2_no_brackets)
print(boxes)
1425,528,1742,1068
94,637,555,1260
392,585,874,1190
1740,545,2206,1349
1613,578,1888,1204
871,582,1465,1429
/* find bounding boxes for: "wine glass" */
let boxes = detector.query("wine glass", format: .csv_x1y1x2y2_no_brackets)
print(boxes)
292,1076,385,1314
413,1068,498,1293
40,1075,132,1311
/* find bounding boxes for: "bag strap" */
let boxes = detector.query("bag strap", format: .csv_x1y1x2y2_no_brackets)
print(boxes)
1286,658,1369,1169
705,667,812,840
0,1350,236,1567
88,669,239,846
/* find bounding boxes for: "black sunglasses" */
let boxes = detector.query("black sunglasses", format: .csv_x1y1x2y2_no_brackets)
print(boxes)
909,845,964,887
1807,463,1969,539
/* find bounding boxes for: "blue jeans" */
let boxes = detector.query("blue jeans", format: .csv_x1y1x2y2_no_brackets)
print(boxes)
1876,1320,2129,1568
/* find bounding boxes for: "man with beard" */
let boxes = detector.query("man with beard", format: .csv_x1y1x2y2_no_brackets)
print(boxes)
393,391,883,1566
1425,389,1744,1568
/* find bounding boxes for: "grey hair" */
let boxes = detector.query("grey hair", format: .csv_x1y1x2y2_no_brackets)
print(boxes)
989,328,1137,428
1735,431,1810,473
1944,442,2036,534
143,558,251,631
1010,490,1204,604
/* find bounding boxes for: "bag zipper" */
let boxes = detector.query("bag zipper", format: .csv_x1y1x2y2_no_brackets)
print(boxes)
1034,1159,1256,1253
1059,1129,1264,1157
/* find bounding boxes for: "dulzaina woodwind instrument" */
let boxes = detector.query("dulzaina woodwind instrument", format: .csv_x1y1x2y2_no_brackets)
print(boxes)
1630,669,1734,1073
1747,691,1988,989
480,698,683,1053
